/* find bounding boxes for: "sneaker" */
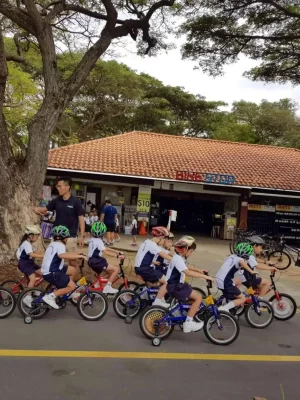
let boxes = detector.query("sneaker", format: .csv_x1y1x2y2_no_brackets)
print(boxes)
183,320,204,333
218,306,229,312
103,285,118,294
23,295,33,308
152,298,171,309
42,293,59,309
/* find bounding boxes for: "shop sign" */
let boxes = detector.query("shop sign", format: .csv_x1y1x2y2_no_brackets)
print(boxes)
276,205,300,212
175,171,236,185
248,204,275,212
137,185,152,212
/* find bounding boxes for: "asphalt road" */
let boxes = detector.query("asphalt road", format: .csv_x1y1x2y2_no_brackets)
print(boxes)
0,302,300,400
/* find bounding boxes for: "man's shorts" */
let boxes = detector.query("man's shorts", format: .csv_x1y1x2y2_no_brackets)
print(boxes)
43,265,69,289
135,267,163,283
132,227,137,236
88,257,108,274
167,283,193,302
18,259,40,276
221,286,242,301
106,224,115,233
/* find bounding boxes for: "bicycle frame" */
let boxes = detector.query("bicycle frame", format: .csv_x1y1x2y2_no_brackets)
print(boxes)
8,275,44,294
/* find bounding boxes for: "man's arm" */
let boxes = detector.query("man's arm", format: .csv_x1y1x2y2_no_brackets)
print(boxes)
78,215,85,246
33,198,56,215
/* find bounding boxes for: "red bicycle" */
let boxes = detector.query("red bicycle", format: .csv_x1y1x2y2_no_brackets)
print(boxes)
70,258,139,304
1,275,46,297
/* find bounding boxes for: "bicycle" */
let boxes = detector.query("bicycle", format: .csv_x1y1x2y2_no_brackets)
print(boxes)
234,271,296,321
69,258,140,305
266,236,298,270
1,274,47,297
214,273,274,329
18,275,108,324
113,281,207,323
139,276,240,347
0,286,17,318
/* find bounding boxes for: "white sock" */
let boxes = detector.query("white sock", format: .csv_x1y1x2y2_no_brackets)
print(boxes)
107,282,112,286
186,316,193,322
222,301,236,311
49,293,56,299
94,281,100,288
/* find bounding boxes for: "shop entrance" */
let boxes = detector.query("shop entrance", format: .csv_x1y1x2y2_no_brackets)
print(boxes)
151,190,224,235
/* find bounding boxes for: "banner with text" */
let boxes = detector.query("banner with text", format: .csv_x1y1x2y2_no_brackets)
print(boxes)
137,185,152,213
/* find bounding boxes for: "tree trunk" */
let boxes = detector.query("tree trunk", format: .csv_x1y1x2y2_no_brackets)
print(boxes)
0,173,41,268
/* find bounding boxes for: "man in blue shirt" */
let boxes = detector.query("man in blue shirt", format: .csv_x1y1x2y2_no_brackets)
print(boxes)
100,199,117,245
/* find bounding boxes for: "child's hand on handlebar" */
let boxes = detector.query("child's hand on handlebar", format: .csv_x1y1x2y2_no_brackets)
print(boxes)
206,276,215,283
269,266,277,272
80,254,88,261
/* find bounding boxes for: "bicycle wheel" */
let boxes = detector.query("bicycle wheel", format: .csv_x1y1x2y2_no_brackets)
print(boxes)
17,288,50,319
268,251,291,270
113,289,141,319
1,279,23,296
0,287,17,318
245,300,274,328
269,293,297,321
204,311,240,345
77,290,108,321
118,281,140,291
139,306,174,340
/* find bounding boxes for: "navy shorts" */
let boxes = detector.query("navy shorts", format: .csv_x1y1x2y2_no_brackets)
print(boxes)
221,286,242,301
132,227,137,236
106,224,115,232
43,265,69,289
88,257,108,274
135,267,163,283
155,265,168,275
18,259,40,276
167,283,193,302
243,275,262,289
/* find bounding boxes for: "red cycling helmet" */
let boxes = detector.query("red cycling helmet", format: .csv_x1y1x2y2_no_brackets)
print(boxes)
174,236,196,253
151,226,170,237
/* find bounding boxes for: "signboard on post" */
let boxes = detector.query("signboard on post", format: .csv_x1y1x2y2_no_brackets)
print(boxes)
137,185,152,213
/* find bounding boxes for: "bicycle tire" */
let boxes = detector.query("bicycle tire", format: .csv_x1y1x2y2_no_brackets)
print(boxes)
269,293,297,321
139,306,174,340
118,280,140,291
268,251,292,270
0,287,17,318
245,300,274,328
17,288,50,320
204,311,240,345
77,290,108,321
113,289,141,319
1,279,24,296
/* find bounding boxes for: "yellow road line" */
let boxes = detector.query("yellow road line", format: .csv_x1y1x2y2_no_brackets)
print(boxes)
0,349,299,362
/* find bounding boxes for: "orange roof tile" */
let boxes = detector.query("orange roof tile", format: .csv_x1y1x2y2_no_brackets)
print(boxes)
48,131,300,191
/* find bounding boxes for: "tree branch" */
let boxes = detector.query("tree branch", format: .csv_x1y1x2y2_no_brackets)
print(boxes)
0,0,36,35
65,4,124,25
264,0,300,19
6,55,26,63
23,0,43,32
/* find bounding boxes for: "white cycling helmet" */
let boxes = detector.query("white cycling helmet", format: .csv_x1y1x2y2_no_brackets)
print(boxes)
25,225,42,235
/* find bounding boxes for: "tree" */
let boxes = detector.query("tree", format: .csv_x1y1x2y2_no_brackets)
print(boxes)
0,0,188,265
180,1,300,84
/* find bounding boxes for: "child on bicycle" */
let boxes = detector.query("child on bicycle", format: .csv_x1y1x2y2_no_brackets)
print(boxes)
235,236,277,298
216,243,258,313
135,226,173,308
17,225,44,307
88,221,124,294
166,236,215,333
41,225,87,310
151,232,174,275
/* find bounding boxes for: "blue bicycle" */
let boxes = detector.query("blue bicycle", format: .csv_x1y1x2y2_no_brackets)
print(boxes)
113,284,159,322
18,276,108,323
139,278,240,346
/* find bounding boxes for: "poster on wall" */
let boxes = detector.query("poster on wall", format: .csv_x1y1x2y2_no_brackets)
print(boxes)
137,185,152,213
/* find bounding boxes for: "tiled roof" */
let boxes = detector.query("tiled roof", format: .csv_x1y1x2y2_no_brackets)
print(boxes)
48,131,300,191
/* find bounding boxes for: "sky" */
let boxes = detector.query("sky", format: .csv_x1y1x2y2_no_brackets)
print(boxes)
117,44,300,110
